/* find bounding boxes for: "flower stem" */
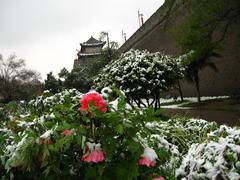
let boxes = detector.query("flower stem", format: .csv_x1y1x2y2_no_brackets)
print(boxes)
92,120,95,140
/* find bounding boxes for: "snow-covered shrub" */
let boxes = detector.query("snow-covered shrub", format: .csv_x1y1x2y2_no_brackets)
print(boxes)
176,125,240,179
0,88,239,179
94,49,185,109
0,89,177,179
143,117,218,154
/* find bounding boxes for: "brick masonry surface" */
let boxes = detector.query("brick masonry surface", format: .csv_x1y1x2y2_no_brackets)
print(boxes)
119,3,240,97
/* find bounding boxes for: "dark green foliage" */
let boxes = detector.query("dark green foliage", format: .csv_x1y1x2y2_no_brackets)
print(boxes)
63,67,92,93
1,89,238,179
58,67,69,79
44,72,62,94
0,90,177,179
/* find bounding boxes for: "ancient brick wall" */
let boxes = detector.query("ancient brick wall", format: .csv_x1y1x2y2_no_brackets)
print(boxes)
73,56,98,69
118,3,240,97
84,46,102,54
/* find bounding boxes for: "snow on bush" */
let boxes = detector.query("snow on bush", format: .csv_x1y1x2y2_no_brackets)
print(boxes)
176,125,240,179
142,117,217,153
0,89,239,179
0,89,179,179
94,49,185,109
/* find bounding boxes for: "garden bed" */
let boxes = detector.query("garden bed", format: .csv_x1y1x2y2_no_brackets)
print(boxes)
0,89,239,179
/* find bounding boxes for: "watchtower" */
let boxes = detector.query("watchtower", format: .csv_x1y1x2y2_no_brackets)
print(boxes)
74,36,106,68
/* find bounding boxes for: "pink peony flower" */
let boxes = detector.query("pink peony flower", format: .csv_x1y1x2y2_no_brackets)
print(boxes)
63,129,71,136
139,156,156,167
81,142,105,163
138,147,158,167
152,176,164,180
80,92,107,113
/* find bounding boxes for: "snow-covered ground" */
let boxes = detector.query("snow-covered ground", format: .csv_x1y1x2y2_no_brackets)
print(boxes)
130,96,230,109
161,96,230,109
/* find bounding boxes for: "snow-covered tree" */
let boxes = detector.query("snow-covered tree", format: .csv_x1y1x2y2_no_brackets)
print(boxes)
94,49,185,110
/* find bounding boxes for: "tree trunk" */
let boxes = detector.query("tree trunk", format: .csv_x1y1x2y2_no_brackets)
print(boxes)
157,96,160,109
146,97,150,107
133,98,141,108
154,92,160,111
139,99,147,108
177,80,184,102
154,97,157,111
194,75,201,103
126,96,134,108
149,99,155,107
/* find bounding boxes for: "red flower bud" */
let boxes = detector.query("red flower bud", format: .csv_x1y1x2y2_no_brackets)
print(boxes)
63,129,71,136
48,139,54,145
39,138,54,145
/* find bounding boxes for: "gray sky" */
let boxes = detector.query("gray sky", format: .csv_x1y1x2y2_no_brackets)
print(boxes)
0,0,164,79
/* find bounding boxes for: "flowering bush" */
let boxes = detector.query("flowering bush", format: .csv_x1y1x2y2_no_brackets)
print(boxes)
94,49,185,109
0,89,239,179
0,89,172,179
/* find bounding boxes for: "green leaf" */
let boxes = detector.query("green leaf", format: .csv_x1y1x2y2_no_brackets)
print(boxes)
117,96,126,110
116,124,124,134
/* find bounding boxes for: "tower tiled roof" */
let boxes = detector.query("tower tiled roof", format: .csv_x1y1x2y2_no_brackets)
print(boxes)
81,36,106,46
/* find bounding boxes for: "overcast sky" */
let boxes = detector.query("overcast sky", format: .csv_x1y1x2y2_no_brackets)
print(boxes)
0,0,164,80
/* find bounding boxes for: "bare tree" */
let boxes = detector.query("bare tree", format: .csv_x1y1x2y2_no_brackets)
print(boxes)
0,54,42,103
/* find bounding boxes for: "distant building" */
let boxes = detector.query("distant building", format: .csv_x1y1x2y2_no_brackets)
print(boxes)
73,36,106,69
